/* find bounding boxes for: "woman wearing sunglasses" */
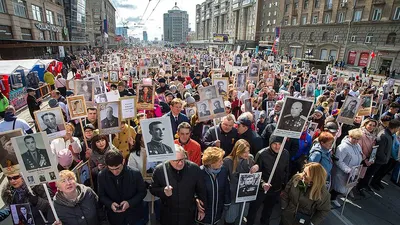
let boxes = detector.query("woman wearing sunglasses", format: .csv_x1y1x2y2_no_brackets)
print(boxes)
330,128,363,208
1,170,53,225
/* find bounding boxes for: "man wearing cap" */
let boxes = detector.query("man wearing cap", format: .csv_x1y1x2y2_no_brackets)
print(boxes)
159,91,174,114
81,124,95,160
279,101,307,132
236,114,264,156
27,87,42,121
247,135,290,225
256,111,268,136
156,77,169,93
203,114,238,156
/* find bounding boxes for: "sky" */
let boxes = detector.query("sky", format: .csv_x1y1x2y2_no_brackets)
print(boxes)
112,0,204,40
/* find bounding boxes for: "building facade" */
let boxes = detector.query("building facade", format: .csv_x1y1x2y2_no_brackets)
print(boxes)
279,0,400,72
0,0,83,59
116,26,128,38
163,3,189,43
86,0,116,49
143,31,148,42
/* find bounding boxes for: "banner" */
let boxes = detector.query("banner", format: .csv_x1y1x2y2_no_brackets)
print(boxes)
213,34,229,43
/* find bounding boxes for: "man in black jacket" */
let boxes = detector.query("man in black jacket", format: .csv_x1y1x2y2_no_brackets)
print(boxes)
27,88,41,120
98,150,146,225
203,114,238,156
236,114,264,156
247,135,290,225
150,145,207,225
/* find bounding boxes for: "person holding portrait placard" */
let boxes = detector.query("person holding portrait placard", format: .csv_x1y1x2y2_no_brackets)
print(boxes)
21,135,51,170
113,120,137,159
146,121,174,155
101,106,119,129
279,101,307,132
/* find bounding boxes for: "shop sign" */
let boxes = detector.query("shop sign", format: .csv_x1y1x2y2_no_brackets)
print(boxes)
9,87,27,111
358,52,369,67
35,23,61,33
347,51,357,65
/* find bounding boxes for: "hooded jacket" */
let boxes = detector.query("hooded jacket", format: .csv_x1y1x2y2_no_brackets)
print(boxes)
308,143,333,177
53,184,102,225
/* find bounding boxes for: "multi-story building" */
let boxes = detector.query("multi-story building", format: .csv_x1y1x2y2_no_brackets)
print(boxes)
116,26,128,38
279,0,400,72
0,0,84,59
86,0,116,49
143,31,148,42
256,0,281,50
163,2,189,43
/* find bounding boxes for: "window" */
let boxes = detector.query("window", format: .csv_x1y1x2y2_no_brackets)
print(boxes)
333,35,338,42
394,7,400,20
268,20,271,24
309,32,314,41
302,15,307,25
304,0,309,9
314,0,320,8
294,2,298,8
337,12,344,23
0,25,12,39
372,8,382,21
46,10,54,24
21,28,32,40
274,11,277,16
269,3,272,8
272,27,275,32
312,15,318,24
351,35,356,42
324,13,331,24
284,19,288,25
354,10,362,22
0,0,6,13
266,27,270,32
285,4,289,12
291,32,295,40
365,33,373,43
268,12,271,16
57,13,63,26
31,5,42,21
273,19,276,24
12,0,27,18
292,17,297,25
322,32,327,41
386,33,396,44
298,32,302,40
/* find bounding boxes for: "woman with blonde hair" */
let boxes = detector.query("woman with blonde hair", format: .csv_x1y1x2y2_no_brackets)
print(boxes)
223,139,258,225
196,147,230,225
280,163,331,225
331,128,363,207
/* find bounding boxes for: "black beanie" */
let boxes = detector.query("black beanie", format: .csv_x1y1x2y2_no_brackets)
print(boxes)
269,135,284,146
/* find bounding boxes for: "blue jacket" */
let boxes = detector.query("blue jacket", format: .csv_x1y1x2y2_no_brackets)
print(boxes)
163,112,190,136
308,143,333,177
196,166,231,225
292,132,312,161
391,134,400,160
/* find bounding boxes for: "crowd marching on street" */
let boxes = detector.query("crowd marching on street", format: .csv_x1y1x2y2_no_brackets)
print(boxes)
0,45,400,225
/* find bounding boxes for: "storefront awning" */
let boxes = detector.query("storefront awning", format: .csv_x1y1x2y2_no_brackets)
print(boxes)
0,59,56,75
0,39,88,48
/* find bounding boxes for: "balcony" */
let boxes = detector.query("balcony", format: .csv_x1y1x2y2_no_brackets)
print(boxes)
324,3,333,11
372,0,386,4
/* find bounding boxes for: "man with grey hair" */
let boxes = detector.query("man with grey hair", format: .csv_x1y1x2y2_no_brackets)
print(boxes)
203,114,238,156
150,144,207,225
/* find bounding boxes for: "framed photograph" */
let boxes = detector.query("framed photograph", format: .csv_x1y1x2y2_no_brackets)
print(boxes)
95,93,108,103
346,165,362,188
305,83,315,98
98,101,121,135
265,72,274,87
213,77,229,100
76,161,93,187
11,132,59,185
275,97,314,139
67,95,88,120
198,61,205,71
337,96,361,125
266,101,275,114
242,56,250,67
34,107,66,140
198,85,218,101
357,94,373,116
235,72,247,91
0,129,23,172
318,74,327,86
248,63,260,79
106,90,121,102
150,57,159,67
308,122,318,137
202,125,211,140
233,54,242,67
369,145,379,163
211,97,226,118
244,98,252,113
185,107,196,119
120,96,136,119
139,67,148,79
136,84,155,110
142,156,162,180
10,203,35,225
197,100,213,122
109,70,119,83
213,57,222,70
308,75,317,84
140,117,176,162
235,172,262,203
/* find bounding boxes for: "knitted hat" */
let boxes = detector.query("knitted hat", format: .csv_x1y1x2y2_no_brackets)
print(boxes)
314,106,324,115
57,149,73,167
331,109,340,117
186,96,196,104
259,111,267,119
48,99,59,108
269,135,284,146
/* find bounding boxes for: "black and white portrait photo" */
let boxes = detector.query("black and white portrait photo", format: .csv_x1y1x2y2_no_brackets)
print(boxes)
346,165,362,188
236,72,247,91
308,75,317,84
185,107,196,119
213,78,229,99
197,101,212,121
150,57,159,67
211,97,226,116
139,67,148,78
77,162,91,187
109,71,119,83
235,172,262,203
10,203,35,225
266,101,275,114
74,80,94,102
358,94,373,116
199,61,205,71
67,95,87,120
244,98,252,113
27,176,35,185
306,83,315,98
49,171,56,180
275,97,314,139
12,132,59,185
248,63,259,78
34,108,66,140
213,57,221,70
337,96,361,125
95,93,108,104
0,129,23,170
318,74,327,86
233,54,242,67
140,117,176,162
198,85,218,101
98,101,121,135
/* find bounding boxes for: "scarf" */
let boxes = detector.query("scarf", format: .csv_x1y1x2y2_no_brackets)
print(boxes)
361,127,376,141
14,183,29,203
4,112,17,122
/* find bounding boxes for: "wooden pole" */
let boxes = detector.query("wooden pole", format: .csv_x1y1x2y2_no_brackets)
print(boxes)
213,118,219,140
162,161,170,187
265,136,288,194
79,118,88,150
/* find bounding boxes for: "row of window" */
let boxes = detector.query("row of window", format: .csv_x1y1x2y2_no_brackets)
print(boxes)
0,0,64,26
0,25,60,40
282,32,397,45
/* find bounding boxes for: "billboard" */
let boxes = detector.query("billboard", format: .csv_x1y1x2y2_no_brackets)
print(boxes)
213,34,229,42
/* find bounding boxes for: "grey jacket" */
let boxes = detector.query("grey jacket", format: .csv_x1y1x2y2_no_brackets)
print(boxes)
53,184,102,225
375,128,394,165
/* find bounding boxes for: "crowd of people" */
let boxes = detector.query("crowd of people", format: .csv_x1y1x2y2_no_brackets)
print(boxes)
0,46,400,225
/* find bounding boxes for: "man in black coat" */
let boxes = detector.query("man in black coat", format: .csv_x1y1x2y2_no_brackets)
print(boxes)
235,114,264,156
98,150,146,225
150,146,207,225
27,88,41,120
203,114,238,156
